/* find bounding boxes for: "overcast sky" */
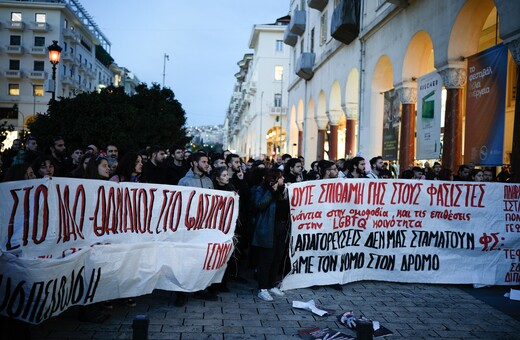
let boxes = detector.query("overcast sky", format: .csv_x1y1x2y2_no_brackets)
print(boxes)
86,0,290,127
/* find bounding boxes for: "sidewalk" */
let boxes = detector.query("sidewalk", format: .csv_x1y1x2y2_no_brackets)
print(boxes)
30,277,520,340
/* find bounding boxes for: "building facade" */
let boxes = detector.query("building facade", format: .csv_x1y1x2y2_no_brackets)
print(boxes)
280,0,519,174
225,16,291,160
0,0,139,147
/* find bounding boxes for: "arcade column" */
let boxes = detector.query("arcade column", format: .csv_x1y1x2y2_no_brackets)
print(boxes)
344,103,358,157
327,109,343,161
315,116,328,161
296,120,303,157
438,63,467,173
397,82,417,173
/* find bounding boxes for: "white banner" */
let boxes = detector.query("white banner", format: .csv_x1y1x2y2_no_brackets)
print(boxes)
416,71,442,160
281,179,520,290
0,178,238,324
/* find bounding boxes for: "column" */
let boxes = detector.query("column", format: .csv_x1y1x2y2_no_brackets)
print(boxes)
327,109,343,161
438,63,467,173
505,38,520,182
315,116,328,161
396,82,417,174
344,103,358,157
296,120,303,157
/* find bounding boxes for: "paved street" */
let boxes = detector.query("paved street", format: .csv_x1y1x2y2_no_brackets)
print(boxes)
30,274,520,340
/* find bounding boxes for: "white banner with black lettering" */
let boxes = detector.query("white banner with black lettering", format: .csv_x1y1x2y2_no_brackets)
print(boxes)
281,179,520,290
0,178,238,324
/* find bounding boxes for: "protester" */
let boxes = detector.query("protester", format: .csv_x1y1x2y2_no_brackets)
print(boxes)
32,155,55,178
252,168,289,302
85,155,110,180
110,152,143,183
69,153,92,178
471,168,484,182
2,163,36,182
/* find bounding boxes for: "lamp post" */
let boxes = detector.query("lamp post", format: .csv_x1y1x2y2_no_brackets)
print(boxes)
47,40,62,101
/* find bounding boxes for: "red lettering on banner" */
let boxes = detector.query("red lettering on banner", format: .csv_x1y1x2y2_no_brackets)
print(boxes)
156,190,182,233
291,185,315,207
55,184,86,243
427,183,485,208
202,243,233,270
318,182,365,204
185,191,235,234
390,182,421,205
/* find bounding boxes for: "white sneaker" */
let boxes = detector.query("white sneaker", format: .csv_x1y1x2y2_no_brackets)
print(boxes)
258,289,273,301
269,287,285,297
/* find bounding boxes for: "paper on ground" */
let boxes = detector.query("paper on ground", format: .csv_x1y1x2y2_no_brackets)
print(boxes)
292,300,328,316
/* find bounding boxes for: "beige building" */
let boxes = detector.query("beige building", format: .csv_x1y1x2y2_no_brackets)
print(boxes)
225,16,291,159
282,0,519,174
0,0,139,147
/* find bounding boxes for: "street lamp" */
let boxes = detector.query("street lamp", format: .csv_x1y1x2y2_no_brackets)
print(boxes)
47,40,62,101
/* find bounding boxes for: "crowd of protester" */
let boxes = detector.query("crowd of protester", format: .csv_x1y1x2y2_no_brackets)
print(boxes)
0,135,514,322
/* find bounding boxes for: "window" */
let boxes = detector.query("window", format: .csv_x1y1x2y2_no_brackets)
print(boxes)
34,36,45,46
320,12,328,46
11,12,22,22
9,84,20,96
33,85,44,97
274,66,284,81
34,61,44,71
64,19,68,29
62,64,66,74
10,35,21,46
79,54,82,62
35,13,46,23
276,40,283,52
300,38,304,55
310,28,315,53
9,60,20,70
63,41,68,52
274,93,282,107
70,47,74,55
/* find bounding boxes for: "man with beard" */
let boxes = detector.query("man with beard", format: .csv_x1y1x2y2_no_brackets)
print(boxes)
49,136,68,177
318,160,339,179
346,156,367,178
426,162,442,180
225,153,249,282
106,143,119,161
453,164,471,182
1,138,21,170
142,145,167,184
366,156,385,179
176,151,215,306
165,145,189,185
283,158,303,184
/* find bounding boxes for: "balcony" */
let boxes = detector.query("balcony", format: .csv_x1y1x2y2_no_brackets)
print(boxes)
31,22,49,31
270,107,287,115
308,0,329,11
28,71,46,80
283,25,297,47
289,10,306,36
331,0,361,45
6,45,23,54
8,21,24,30
5,70,22,79
295,53,316,80
30,46,46,55
61,74,72,85
61,51,73,61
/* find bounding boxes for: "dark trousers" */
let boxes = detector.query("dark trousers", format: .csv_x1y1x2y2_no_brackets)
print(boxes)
255,222,287,290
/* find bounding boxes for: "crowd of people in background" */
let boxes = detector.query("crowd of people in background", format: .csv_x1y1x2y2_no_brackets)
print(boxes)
0,135,514,322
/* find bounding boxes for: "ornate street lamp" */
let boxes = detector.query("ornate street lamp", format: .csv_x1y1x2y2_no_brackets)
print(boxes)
47,40,62,101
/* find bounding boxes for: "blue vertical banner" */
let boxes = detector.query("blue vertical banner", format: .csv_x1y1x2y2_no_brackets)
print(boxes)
465,44,508,165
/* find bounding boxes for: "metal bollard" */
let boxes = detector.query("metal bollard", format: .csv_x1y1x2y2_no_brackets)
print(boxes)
132,315,149,340
356,319,374,340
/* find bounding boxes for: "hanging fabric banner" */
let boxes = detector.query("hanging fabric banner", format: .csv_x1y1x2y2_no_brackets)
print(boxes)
381,89,400,160
416,71,442,160
464,43,508,166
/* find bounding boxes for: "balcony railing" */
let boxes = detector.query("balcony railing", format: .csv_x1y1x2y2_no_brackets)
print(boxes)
61,51,74,61
308,0,329,11
283,25,297,47
289,10,306,36
295,53,316,80
8,21,24,30
331,0,361,45
6,45,23,54
31,22,49,31
30,46,46,55
29,71,46,80
5,70,22,78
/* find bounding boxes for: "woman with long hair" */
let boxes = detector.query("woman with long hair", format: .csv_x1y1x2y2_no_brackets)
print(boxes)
32,155,55,178
70,153,92,178
109,152,143,183
251,168,289,301
2,163,36,182
85,155,110,180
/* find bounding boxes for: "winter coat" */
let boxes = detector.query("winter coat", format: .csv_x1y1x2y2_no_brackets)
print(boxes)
251,185,276,248
178,169,213,189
